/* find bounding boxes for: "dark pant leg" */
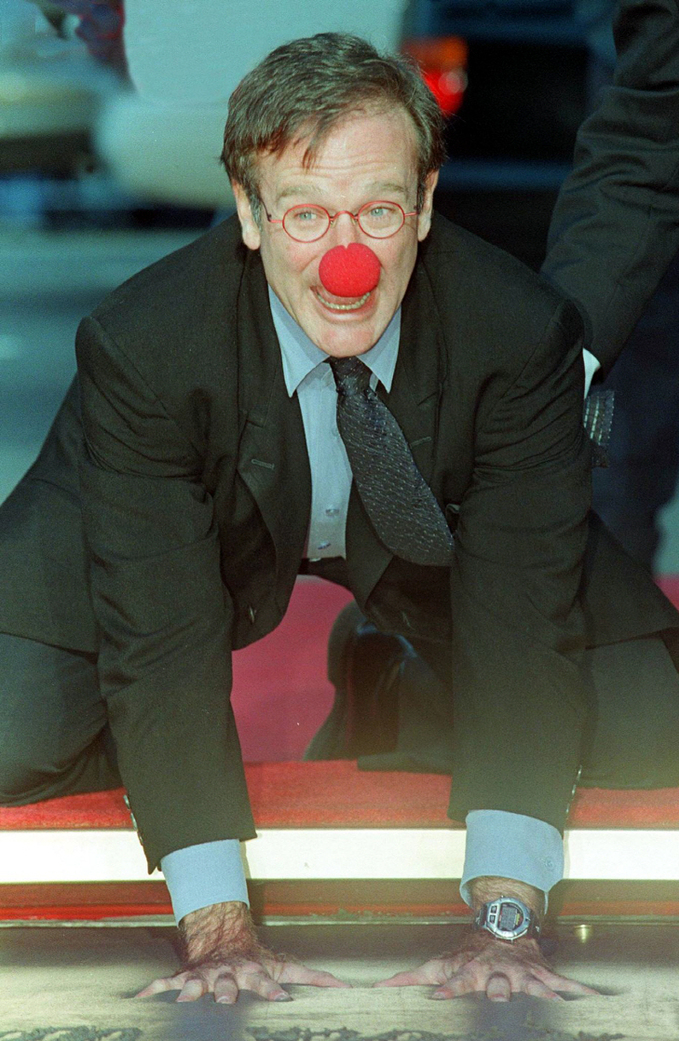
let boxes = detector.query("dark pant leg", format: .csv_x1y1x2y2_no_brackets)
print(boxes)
592,254,679,573
318,595,456,773
301,558,451,766
374,631,679,790
356,633,455,774
0,632,121,805
323,601,679,790
579,635,679,788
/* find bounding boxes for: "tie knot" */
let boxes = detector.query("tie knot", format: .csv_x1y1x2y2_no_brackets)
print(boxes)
329,356,371,396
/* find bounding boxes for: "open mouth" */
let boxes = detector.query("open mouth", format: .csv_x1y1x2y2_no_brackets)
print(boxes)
314,288,372,312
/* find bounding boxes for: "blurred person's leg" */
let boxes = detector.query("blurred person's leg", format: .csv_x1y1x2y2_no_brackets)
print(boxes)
592,253,679,573
0,632,121,805
562,11,679,572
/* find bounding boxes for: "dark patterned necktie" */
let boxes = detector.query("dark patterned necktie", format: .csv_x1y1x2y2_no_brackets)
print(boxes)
329,356,455,566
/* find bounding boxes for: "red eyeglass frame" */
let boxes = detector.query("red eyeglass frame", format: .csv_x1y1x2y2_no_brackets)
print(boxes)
264,200,418,242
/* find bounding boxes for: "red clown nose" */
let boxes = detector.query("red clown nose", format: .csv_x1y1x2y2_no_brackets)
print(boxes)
318,243,381,298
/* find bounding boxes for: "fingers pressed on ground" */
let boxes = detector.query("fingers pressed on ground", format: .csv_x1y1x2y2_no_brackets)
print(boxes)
539,972,599,996
243,969,291,1002
286,967,352,988
485,972,511,1003
215,973,239,1004
135,976,181,998
177,976,207,1002
430,974,476,1000
375,954,471,990
523,977,563,1001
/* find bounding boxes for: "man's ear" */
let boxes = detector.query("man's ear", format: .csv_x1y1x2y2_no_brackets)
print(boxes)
416,170,439,242
232,182,262,250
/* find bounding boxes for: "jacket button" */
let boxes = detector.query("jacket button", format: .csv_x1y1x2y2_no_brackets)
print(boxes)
248,605,257,623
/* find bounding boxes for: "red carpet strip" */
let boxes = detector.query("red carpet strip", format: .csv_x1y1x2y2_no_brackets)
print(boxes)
4,760,679,830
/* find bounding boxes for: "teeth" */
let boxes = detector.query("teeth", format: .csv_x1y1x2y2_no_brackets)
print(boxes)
317,290,370,311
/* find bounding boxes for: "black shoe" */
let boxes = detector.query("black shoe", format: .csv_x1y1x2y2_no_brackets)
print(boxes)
304,601,414,760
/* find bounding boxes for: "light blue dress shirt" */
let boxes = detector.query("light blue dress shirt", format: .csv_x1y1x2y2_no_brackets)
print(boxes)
583,348,600,395
161,286,564,924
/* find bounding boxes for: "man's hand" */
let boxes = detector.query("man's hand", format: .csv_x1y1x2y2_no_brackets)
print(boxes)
376,876,597,1002
136,900,350,1003
375,929,597,1002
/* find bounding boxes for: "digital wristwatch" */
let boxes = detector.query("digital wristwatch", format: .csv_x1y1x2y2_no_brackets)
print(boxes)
473,896,541,943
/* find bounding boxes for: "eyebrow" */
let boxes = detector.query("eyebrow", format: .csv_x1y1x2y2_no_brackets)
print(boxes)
275,181,410,206
275,185,319,205
367,182,409,198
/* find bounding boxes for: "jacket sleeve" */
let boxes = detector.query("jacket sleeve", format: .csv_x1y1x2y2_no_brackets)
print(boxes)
76,315,255,873
448,299,592,833
542,0,679,375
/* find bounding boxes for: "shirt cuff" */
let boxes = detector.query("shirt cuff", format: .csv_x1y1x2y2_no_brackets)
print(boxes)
460,810,564,912
161,839,250,925
583,348,601,396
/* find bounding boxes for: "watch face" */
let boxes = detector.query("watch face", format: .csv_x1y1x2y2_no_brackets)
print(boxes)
484,899,531,940
497,902,524,932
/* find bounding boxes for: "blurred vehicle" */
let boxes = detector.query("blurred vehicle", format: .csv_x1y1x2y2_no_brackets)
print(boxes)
38,0,126,73
0,3,118,177
96,0,409,212
0,1,410,224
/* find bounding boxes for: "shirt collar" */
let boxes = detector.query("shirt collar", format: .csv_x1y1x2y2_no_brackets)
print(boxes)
268,285,400,397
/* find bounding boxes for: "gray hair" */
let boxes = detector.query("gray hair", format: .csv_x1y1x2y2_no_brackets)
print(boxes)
221,32,446,223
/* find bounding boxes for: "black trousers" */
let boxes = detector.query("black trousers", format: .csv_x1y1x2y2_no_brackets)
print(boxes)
592,253,679,573
0,634,120,805
341,615,679,791
3,561,679,807
0,563,357,805
291,559,679,790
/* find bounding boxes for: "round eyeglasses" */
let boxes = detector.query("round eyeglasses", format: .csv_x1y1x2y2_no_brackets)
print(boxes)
264,200,418,242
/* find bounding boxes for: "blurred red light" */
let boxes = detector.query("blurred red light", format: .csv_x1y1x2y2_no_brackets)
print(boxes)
422,68,467,116
402,36,468,117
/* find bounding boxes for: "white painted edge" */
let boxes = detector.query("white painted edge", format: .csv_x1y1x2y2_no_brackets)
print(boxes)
0,828,678,884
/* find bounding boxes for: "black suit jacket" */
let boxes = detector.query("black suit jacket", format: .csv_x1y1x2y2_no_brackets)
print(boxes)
1,214,677,870
543,0,679,372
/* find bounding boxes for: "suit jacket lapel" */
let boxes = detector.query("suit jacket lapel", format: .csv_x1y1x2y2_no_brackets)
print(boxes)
235,251,311,590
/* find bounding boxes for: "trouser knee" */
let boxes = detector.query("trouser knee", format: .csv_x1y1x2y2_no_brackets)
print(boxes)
0,632,108,803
